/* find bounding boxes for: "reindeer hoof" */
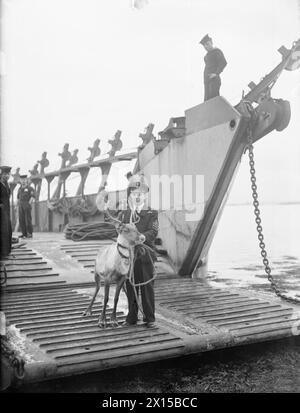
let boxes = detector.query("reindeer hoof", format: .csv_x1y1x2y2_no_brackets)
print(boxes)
110,318,119,327
82,309,92,316
98,319,106,328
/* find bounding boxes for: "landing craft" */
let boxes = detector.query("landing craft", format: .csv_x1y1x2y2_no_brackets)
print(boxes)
134,39,300,277
1,39,300,390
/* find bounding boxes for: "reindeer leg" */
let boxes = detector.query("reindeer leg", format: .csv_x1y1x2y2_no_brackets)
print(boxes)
110,278,125,327
98,282,109,328
83,273,101,316
122,282,128,298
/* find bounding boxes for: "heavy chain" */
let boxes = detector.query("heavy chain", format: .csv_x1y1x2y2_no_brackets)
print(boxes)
0,262,8,286
247,128,300,305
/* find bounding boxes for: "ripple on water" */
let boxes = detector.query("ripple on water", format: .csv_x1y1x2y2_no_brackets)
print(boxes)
208,257,300,298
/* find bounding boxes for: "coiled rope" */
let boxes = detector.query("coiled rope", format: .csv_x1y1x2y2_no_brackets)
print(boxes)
64,221,117,242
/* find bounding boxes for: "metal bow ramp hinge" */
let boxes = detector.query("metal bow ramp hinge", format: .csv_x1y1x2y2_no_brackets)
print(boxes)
246,126,300,306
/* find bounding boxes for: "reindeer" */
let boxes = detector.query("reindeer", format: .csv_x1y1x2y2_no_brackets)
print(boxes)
83,210,145,328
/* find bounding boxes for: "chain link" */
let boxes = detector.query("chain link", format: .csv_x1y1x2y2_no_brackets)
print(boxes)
247,126,300,305
0,262,8,286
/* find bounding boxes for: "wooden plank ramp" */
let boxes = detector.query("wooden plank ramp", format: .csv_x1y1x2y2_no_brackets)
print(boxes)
0,245,66,288
154,278,300,345
1,288,184,382
1,234,299,385
2,278,299,384
59,239,176,278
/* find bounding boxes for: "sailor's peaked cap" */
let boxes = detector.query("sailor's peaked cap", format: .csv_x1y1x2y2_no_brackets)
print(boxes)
0,166,12,174
127,174,149,192
199,34,212,45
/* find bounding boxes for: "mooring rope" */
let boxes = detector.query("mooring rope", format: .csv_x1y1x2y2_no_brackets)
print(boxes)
64,221,117,241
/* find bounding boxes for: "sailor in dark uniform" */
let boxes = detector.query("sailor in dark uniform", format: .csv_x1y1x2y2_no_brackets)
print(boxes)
17,175,35,239
199,34,227,101
118,174,159,328
0,166,12,259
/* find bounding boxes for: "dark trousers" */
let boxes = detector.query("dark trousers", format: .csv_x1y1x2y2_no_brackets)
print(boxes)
204,75,221,101
0,211,12,259
19,202,33,236
125,258,155,324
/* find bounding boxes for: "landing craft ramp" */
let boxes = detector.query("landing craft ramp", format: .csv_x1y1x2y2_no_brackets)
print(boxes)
1,234,299,386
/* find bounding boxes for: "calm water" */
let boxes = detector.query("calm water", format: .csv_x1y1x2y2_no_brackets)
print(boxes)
208,203,300,298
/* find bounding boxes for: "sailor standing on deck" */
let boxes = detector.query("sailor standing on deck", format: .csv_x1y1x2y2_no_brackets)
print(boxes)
199,34,227,101
118,174,159,328
17,175,35,239
0,166,12,259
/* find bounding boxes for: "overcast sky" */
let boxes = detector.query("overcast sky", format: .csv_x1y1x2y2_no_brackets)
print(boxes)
1,0,300,202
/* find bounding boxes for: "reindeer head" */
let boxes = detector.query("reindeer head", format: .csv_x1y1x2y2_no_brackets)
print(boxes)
116,222,145,246
95,193,145,246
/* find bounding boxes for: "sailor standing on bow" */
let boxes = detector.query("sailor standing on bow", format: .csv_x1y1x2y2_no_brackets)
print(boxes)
118,174,159,328
199,34,227,101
